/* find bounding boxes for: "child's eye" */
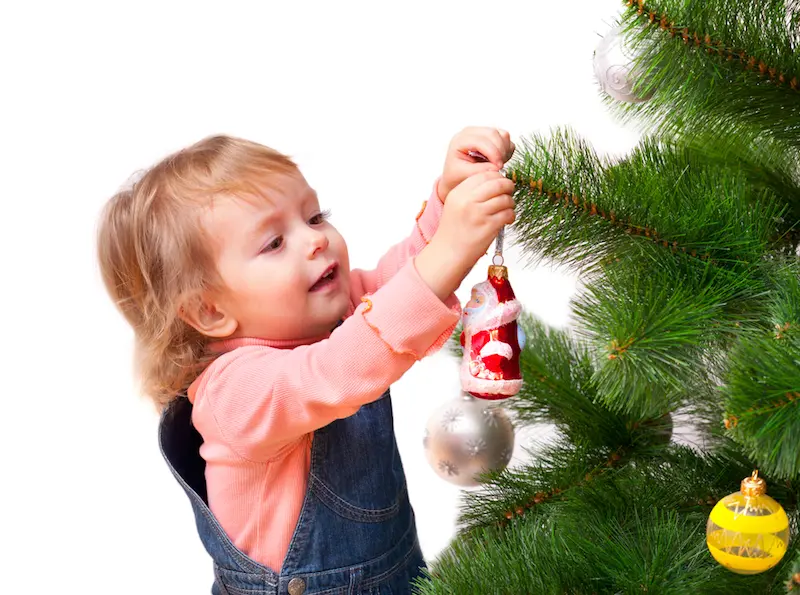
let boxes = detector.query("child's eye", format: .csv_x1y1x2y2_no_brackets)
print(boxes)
260,236,283,253
309,209,332,225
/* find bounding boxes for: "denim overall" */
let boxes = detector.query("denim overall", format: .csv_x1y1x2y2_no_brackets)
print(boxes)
158,387,427,595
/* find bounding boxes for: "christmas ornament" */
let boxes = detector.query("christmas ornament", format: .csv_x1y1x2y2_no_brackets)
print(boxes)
706,471,790,575
593,23,654,103
460,220,526,400
423,149,519,486
423,393,515,487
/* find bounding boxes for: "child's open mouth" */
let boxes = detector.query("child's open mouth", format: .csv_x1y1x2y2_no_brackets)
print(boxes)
310,264,338,292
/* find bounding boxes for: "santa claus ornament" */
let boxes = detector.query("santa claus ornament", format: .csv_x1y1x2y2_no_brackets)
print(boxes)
460,235,526,400
424,161,524,486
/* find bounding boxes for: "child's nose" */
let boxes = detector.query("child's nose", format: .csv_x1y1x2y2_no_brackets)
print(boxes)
307,229,329,258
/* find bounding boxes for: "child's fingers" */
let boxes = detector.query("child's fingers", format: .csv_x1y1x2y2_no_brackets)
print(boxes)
485,199,516,228
462,137,504,168
473,177,516,202
491,129,514,165
481,193,516,215
471,131,513,168
461,129,516,167
485,205,516,231
496,207,516,226
474,161,501,174
458,155,500,176
456,169,506,192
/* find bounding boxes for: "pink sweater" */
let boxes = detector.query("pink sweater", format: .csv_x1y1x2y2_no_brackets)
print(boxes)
187,185,461,571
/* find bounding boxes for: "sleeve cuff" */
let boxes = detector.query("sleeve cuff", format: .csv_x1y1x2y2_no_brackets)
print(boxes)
357,259,461,359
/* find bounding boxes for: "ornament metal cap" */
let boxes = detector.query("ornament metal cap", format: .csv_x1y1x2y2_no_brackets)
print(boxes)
488,264,508,279
741,470,766,498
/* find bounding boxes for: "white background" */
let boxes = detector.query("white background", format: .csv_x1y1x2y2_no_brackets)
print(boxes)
1,1,641,592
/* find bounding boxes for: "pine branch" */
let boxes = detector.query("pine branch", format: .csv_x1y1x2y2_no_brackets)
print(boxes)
508,130,789,275
507,129,613,272
607,0,800,236
611,0,800,155
455,442,621,532
417,448,799,594
722,260,800,479
723,333,800,479
415,515,588,595
509,314,637,446
573,254,768,417
508,129,791,417
661,132,800,246
457,427,798,532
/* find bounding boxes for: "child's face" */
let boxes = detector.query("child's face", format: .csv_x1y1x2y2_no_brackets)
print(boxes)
203,172,351,341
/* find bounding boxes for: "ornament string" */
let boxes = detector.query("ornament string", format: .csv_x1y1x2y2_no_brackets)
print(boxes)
493,224,505,266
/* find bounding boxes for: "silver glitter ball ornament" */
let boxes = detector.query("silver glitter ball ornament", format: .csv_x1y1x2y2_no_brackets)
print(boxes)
423,393,515,487
593,23,653,103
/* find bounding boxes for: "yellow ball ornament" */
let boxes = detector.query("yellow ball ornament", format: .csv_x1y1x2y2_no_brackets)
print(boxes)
706,470,790,575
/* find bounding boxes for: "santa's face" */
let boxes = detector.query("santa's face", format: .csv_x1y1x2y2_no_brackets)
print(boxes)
464,283,492,323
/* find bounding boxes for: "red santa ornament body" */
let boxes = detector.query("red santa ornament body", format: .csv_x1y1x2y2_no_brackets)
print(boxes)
460,264,525,400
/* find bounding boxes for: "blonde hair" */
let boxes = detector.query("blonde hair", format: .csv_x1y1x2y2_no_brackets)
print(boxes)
97,135,298,410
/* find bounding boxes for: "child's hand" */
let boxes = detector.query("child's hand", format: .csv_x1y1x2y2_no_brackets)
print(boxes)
439,171,516,264
437,127,515,203
415,171,516,300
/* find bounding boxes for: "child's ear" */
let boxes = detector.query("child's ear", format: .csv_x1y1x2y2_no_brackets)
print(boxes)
178,296,238,338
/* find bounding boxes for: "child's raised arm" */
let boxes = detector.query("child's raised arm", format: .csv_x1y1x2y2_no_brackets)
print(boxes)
191,170,516,462
351,127,515,298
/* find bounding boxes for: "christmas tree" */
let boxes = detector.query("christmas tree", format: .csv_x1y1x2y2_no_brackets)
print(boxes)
417,1,800,593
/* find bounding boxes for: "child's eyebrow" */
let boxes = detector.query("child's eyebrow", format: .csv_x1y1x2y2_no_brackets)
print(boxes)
250,210,280,237
249,189,319,238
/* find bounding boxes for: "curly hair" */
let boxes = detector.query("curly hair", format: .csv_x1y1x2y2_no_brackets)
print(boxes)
97,135,298,409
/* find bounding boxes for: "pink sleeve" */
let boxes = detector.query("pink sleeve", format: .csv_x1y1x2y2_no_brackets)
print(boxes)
349,180,444,300
193,259,461,462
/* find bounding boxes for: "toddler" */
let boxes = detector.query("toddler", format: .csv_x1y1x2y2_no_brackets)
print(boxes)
97,127,515,595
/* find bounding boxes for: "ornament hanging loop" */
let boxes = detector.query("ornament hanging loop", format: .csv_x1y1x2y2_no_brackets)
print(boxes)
741,469,766,498
492,226,505,266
